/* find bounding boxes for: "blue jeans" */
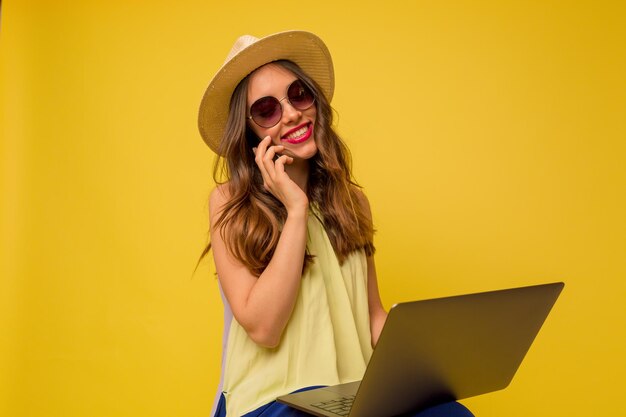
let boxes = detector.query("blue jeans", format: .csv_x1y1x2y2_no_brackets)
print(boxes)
213,390,474,417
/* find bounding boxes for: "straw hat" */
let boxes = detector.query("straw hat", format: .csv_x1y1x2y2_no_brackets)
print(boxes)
198,30,334,154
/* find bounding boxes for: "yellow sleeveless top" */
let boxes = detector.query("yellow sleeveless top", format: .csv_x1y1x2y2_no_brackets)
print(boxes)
220,212,374,416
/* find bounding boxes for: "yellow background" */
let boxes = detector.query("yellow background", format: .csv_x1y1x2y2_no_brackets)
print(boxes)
1,1,624,416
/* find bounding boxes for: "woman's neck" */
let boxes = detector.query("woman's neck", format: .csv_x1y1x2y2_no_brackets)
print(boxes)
285,158,310,193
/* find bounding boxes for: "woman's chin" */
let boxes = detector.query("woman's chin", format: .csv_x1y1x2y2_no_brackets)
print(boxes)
284,142,318,162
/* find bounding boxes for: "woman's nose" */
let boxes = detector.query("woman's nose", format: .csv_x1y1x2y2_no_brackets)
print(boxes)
280,99,302,123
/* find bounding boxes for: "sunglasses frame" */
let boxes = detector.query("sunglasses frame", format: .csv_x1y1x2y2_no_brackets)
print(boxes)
247,79,316,128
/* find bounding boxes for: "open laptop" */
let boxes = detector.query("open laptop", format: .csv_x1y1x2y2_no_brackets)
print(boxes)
277,282,564,417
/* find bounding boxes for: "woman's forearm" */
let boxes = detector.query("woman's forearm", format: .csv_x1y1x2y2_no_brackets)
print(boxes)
239,207,309,347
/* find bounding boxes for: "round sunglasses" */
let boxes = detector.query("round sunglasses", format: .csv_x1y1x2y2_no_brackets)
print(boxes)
247,79,316,128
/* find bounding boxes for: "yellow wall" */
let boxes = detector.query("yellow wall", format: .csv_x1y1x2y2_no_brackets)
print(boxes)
1,1,624,416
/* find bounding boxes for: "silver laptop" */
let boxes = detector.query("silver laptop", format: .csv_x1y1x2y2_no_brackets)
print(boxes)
277,282,564,417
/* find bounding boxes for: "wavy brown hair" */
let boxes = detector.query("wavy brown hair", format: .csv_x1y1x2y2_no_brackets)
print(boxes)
200,60,375,276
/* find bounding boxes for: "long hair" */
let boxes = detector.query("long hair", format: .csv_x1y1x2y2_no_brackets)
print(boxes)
200,60,375,276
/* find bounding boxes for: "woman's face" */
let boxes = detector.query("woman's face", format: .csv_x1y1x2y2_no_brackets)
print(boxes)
246,63,318,160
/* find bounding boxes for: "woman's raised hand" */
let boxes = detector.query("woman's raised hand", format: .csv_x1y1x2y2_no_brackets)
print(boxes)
253,136,309,213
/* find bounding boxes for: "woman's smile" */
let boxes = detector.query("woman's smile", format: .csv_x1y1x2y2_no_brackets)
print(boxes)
281,122,313,144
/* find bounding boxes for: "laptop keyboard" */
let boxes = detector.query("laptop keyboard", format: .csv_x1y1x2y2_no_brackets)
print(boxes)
311,395,355,416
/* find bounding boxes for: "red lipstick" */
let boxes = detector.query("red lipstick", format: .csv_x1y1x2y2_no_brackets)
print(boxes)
281,123,313,144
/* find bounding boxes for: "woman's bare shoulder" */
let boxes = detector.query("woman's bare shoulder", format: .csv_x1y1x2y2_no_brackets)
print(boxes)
209,183,232,218
210,183,231,202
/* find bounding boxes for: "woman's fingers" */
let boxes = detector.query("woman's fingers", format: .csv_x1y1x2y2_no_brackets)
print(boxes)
273,154,293,174
254,136,290,191
254,136,274,184
262,145,283,176
254,136,270,160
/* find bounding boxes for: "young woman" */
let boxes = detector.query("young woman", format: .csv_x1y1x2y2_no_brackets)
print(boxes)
198,31,473,417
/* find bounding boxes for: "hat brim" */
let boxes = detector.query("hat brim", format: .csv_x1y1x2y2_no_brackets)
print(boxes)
198,31,334,154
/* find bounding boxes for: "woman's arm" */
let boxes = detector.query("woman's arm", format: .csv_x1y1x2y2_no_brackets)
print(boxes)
366,255,387,347
355,189,388,347
210,138,309,349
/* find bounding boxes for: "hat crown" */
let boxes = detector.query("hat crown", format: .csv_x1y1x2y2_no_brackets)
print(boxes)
225,35,259,63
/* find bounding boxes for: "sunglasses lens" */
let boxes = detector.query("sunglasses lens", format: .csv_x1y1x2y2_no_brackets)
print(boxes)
250,96,281,128
249,80,315,128
288,80,315,110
